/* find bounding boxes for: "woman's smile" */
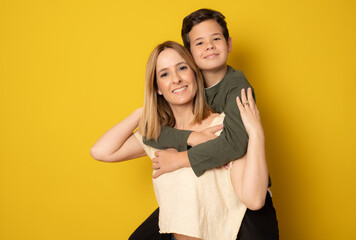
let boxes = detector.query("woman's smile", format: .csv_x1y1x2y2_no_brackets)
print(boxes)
172,86,188,93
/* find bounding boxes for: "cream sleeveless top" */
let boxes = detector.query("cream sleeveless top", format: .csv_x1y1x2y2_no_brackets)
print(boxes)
134,113,246,240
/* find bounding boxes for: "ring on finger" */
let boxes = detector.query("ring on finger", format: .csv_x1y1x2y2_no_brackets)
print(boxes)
243,102,249,107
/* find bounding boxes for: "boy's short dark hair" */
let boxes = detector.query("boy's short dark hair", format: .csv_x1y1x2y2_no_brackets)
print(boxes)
181,8,230,52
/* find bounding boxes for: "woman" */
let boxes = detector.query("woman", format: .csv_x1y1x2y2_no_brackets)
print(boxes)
90,41,269,240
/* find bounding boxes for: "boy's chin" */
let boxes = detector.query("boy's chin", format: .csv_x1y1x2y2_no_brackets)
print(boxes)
199,62,227,72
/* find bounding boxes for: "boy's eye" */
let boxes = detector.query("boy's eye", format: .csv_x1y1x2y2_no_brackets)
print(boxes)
195,41,203,46
213,37,221,41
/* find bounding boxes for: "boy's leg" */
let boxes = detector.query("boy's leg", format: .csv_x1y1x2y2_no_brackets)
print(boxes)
237,192,279,240
128,207,171,240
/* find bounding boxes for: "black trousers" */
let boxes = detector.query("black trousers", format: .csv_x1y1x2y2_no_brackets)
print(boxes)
129,192,279,240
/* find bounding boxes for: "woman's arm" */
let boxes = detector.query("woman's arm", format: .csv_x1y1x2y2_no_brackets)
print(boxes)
230,88,269,211
90,108,146,162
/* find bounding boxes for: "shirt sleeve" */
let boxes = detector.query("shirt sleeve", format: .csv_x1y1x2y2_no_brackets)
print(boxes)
143,126,192,152
188,82,255,177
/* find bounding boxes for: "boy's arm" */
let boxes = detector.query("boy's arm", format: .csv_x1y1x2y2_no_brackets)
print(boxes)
143,124,222,152
143,126,192,152
188,85,254,176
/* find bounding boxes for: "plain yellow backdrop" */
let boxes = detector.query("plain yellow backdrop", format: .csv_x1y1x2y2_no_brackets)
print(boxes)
1,0,355,239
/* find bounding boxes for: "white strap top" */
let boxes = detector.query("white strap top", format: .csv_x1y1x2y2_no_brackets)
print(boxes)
134,113,246,240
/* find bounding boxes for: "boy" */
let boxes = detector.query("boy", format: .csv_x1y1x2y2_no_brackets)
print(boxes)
130,9,278,240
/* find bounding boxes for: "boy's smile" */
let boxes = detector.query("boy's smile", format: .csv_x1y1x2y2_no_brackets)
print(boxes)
204,53,219,59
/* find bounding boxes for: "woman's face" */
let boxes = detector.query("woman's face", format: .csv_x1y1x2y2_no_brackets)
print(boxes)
155,48,197,108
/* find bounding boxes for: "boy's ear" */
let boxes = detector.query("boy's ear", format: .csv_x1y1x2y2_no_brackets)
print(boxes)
227,37,232,53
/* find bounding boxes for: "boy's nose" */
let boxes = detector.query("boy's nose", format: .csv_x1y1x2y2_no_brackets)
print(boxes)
206,42,215,50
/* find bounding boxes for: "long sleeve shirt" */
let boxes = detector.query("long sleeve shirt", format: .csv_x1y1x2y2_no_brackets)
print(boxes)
144,66,254,177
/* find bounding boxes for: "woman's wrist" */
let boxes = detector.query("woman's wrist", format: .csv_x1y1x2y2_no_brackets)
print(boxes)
248,130,265,143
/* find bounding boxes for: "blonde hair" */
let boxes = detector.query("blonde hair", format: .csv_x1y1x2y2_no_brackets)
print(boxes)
139,41,211,140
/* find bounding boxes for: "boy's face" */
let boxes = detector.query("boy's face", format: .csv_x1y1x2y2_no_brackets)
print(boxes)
188,19,232,72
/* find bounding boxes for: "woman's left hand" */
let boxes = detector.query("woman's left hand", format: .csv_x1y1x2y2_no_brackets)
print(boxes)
236,88,264,137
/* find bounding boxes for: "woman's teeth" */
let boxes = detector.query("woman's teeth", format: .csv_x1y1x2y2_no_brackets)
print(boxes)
172,86,187,93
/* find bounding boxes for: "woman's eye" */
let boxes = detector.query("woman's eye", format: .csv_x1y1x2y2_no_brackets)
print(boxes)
160,72,168,78
179,66,188,71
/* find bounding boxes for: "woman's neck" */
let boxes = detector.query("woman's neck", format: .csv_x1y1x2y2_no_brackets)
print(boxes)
202,65,228,88
171,104,195,130
171,104,219,132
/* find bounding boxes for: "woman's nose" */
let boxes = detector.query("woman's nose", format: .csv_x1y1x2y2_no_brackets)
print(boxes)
172,72,182,84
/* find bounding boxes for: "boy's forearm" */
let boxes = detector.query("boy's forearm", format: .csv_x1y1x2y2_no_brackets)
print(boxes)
143,126,192,151
188,129,248,176
188,85,253,177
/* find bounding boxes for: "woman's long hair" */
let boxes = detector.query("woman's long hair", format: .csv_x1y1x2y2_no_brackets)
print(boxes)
138,41,212,140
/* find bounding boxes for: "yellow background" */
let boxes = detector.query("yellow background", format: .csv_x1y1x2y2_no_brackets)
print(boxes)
1,0,355,239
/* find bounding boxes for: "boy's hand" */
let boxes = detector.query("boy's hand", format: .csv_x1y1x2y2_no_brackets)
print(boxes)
187,124,224,147
152,150,190,178
216,162,231,170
